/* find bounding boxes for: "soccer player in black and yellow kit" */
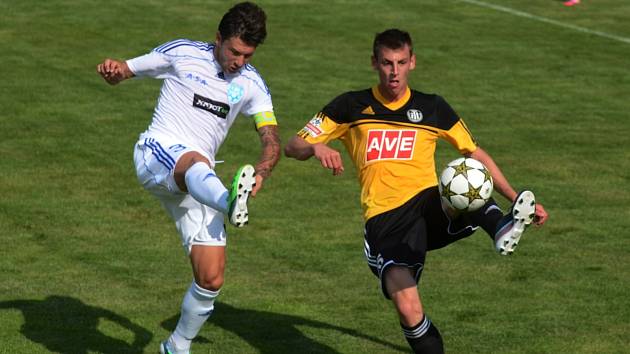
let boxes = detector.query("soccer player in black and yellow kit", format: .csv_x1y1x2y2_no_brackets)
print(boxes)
285,29,548,354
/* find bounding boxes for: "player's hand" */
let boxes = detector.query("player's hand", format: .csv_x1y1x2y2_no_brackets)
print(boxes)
533,203,548,225
312,143,344,176
251,174,264,197
97,59,131,85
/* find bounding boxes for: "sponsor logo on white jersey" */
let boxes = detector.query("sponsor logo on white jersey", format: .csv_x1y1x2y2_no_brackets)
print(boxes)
192,94,230,119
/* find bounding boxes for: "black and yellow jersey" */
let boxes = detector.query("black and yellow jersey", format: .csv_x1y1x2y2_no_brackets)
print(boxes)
298,86,478,220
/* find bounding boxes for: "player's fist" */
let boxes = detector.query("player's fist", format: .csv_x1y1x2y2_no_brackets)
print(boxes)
533,203,548,225
97,59,132,85
313,143,344,176
251,174,264,197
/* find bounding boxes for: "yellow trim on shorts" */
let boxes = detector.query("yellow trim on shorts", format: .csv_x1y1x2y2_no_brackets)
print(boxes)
253,111,277,129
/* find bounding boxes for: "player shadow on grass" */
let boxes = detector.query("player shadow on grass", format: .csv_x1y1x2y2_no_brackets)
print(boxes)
0,295,152,354
161,302,408,353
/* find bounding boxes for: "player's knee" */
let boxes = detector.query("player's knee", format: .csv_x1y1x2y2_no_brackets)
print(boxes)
176,152,211,191
393,296,423,326
197,273,224,291
398,303,423,326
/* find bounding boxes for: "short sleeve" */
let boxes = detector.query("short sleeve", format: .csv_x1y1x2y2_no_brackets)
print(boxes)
435,96,477,154
126,51,173,79
321,93,352,124
241,70,273,116
297,112,348,144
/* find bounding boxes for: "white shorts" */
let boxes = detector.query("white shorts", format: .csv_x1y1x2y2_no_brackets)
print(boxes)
133,133,227,253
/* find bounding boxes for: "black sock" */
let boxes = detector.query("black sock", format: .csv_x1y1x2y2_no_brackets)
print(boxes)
401,315,444,354
468,198,504,239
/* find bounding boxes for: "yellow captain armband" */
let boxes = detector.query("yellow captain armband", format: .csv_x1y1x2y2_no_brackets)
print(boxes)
253,111,277,129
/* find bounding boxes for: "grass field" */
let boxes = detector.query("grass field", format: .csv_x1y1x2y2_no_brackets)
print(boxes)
1,0,629,353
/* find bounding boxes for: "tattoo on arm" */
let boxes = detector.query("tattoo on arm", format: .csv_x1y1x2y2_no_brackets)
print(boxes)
255,125,281,179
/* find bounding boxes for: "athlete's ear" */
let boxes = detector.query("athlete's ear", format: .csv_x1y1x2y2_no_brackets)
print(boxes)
215,32,222,44
410,53,416,70
371,55,378,70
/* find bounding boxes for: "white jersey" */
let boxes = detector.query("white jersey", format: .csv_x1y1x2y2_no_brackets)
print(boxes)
126,39,273,161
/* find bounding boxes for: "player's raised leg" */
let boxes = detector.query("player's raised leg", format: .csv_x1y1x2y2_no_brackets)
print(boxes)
494,190,536,255
176,151,256,227
176,151,230,214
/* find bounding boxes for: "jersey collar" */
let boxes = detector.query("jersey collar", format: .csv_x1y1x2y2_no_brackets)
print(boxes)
372,85,411,111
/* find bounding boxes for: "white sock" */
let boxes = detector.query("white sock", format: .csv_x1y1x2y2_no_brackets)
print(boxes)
170,281,220,350
185,162,229,214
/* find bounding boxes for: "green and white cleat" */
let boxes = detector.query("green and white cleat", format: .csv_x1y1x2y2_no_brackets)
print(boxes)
228,164,256,227
494,190,536,255
159,339,189,354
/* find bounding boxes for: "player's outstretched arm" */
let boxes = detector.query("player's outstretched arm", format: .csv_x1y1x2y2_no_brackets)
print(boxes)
96,58,134,85
285,135,344,176
468,147,517,202
467,147,548,225
252,125,281,197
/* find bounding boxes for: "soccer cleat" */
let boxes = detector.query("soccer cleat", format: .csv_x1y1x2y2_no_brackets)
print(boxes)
563,0,580,6
159,339,190,354
494,190,536,255
227,164,256,227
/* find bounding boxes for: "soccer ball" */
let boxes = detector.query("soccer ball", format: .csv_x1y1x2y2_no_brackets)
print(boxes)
438,157,493,212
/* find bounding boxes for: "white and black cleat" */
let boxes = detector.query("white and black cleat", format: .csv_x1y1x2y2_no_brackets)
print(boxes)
494,190,536,255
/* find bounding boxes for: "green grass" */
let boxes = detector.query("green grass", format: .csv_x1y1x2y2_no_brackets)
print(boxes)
1,0,629,353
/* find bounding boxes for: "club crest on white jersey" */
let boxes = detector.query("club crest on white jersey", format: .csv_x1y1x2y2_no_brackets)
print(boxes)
227,83,244,104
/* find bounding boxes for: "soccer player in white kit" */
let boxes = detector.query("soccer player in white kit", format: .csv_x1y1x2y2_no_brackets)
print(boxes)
96,3,280,353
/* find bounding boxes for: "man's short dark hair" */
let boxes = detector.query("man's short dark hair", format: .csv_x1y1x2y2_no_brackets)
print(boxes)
373,29,413,59
218,2,267,47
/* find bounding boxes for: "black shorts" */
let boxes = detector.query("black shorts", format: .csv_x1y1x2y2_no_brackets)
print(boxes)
364,186,480,299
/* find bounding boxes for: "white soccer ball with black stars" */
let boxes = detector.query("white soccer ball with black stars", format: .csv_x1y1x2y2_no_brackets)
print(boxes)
438,157,493,212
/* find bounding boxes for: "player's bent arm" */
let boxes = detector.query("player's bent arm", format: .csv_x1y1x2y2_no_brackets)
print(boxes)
285,135,315,160
468,147,549,225
467,147,517,202
285,136,344,175
255,125,281,179
96,59,135,85
250,124,280,197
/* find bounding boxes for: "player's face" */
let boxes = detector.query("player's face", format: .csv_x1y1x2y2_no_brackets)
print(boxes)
214,34,257,74
371,45,416,101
